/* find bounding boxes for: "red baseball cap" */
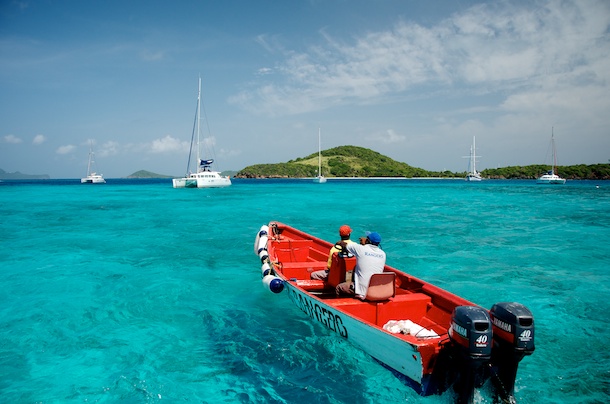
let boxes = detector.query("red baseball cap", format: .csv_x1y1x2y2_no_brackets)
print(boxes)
339,225,352,237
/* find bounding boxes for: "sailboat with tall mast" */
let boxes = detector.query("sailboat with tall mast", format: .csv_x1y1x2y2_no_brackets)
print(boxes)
313,128,327,183
81,141,106,184
536,128,566,185
172,77,231,189
464,136,482,182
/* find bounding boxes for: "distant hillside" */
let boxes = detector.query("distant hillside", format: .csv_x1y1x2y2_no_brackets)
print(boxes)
236,145,451,178
235,146,610,180
483,164,610,180
0,168,50,180
221,170,238,177
126,170,174,179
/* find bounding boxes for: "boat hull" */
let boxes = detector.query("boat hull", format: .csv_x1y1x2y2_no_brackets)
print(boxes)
284,283,437,393
255,221,535,402
81,175,106,184
313,176,327,183
172,172,231,188
536,174,566,184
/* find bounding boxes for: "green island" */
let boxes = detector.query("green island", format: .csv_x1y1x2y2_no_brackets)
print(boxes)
125,170,174,179
235,145,610,180
1,146,608,180
0,168,50,180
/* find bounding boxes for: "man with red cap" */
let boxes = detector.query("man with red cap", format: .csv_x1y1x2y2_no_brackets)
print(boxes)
311,225,354,280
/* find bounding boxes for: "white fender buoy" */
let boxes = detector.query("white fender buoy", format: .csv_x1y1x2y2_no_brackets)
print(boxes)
253,225,269,254
257,235,268,255
258,250,269,263
261,262,272,277
262,274,284,293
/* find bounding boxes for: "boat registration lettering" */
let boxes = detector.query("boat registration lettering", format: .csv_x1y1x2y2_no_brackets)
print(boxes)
288,289,348,338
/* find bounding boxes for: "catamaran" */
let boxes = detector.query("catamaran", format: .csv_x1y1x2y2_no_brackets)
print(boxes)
81,142,106,184
536,128,566,185
172,77,231,189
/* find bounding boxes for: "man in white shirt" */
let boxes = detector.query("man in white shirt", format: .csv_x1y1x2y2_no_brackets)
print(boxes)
336,231,386,299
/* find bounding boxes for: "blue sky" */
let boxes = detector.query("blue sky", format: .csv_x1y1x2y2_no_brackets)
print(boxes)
1,0,609,178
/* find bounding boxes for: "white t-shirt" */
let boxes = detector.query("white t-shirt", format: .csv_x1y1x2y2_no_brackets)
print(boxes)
346,243,386,297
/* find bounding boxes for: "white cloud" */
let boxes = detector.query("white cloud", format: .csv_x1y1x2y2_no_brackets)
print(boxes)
33,134,46,145
4,134,22,144
232,1,610,117
140,50,165,61
149,135,189,153
373,129,406,144
257,67,273,76
98,141,120,157
56,144,76,154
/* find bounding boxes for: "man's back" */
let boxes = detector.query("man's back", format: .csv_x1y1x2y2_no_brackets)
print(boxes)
346,242,386,297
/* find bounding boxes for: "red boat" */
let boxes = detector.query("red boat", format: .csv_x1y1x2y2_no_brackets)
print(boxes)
255,222,535,403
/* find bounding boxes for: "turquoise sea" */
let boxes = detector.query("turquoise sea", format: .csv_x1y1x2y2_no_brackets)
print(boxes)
1,178,609,403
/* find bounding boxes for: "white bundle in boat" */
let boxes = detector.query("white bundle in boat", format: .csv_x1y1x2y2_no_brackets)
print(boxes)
383,320,439,338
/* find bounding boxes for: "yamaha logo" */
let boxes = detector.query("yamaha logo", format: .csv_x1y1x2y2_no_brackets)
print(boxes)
451,321,468,338
493,317,512,333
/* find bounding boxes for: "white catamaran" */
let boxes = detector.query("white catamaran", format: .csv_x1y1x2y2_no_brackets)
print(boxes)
536,128,566,185
81,142,106,184
172,77,231,189
312,128,326,183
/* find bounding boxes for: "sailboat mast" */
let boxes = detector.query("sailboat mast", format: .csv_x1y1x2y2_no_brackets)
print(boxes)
472,136,476,174
551,127,557,175
196,76,202,173
87,142,93,176
318,128,321,176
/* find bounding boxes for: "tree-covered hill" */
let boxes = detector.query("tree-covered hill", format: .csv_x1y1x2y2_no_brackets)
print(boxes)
482,164,610,180
236,145,454,178
236,145,610,180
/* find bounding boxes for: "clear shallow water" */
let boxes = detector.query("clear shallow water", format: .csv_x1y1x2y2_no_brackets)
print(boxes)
1,178,609,403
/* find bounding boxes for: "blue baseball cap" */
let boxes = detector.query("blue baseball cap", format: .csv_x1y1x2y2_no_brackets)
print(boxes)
366,231,382,245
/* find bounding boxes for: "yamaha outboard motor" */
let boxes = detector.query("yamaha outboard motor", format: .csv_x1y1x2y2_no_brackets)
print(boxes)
449,305,493,404
489,302,535,403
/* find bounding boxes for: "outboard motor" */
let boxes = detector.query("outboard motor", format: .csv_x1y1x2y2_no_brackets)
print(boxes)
489,302,535,403
449,306,493,404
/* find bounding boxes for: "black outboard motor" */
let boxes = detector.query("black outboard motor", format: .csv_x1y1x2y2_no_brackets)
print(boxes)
449,305,493,404
489,302,535,403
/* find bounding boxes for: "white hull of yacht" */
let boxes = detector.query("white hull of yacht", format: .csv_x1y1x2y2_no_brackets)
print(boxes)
536,174,566,184
465,173,482,182
81,174,106,184
172,172,231,188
